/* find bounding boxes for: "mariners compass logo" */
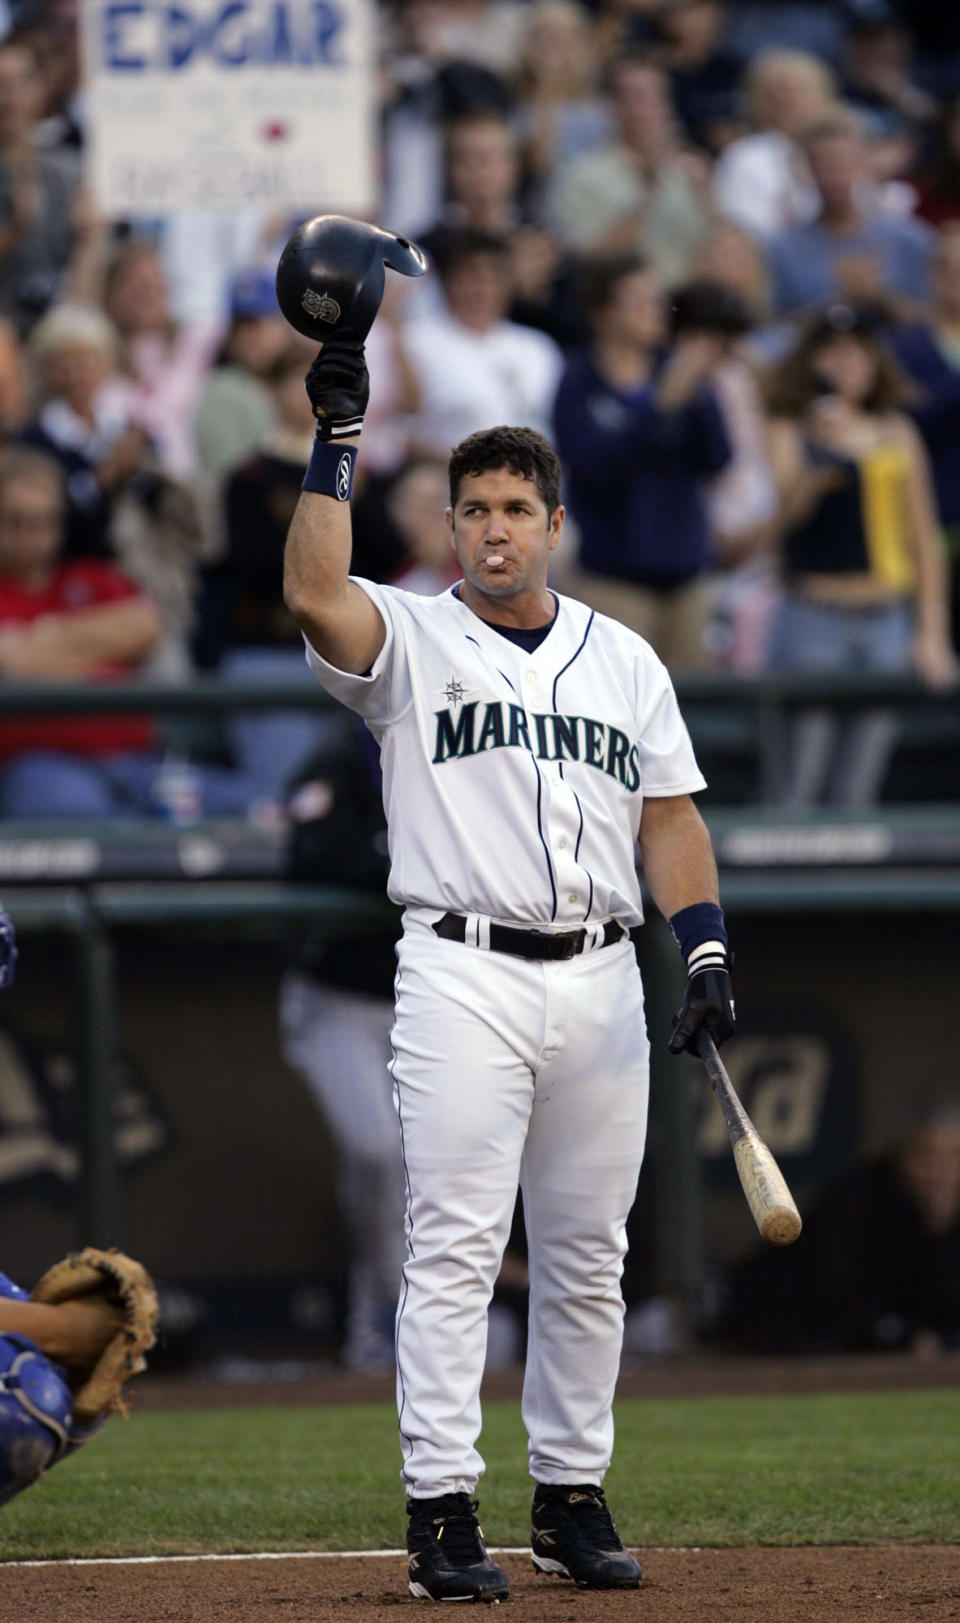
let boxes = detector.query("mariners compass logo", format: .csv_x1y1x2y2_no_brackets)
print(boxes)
438,674,475,708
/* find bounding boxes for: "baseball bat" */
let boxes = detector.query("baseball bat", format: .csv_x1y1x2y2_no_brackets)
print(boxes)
695,1029,802,1246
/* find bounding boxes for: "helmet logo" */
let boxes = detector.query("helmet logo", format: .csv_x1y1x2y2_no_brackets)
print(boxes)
301,288,341,324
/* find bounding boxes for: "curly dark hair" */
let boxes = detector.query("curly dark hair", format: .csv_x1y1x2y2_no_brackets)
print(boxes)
448,426,561,514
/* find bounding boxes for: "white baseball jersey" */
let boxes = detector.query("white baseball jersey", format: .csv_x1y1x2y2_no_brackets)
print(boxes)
304,581,705,928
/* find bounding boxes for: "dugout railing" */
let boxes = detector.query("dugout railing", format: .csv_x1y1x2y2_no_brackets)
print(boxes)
1,672,959,1301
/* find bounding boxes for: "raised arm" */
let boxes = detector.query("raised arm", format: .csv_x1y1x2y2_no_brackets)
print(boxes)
282,341,386,676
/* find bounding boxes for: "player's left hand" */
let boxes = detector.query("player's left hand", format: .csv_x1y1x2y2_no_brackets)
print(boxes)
668,960,735,1055
305,339,370,441
0,908,16,989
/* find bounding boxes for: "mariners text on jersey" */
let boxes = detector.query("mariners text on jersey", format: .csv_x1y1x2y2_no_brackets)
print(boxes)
432,701,641,790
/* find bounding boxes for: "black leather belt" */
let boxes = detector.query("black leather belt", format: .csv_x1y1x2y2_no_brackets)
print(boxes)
431,912,628,961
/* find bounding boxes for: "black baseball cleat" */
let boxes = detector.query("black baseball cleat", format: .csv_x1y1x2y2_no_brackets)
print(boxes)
530,1482,642,1589
407,1492,510,1602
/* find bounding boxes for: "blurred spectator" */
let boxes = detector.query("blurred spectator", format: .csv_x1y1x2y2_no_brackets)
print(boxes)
193,270,288,481
402,228,564,455
908,92,960,228
389,459,462,593
642,0,744,155
420,107,526,247
768,109,934,318
13,0,83,154
838,3,936,170
20,300,149,557
201,344,337,810
886,0,960,96
708,0,846,61
672,279,773,551
419,107,536,262
694,218,773,325
0,446,162,816
543,53,712,287
104,240,222,479
0,311,26,430
362,277,422,478
718,1102,960,1354
424,0,531,77
0,34,82,336
552,253,731,667
200,347,314,668
347,454,460,592
379,0,514,238
711,48,836,241
19,302,206,674
889,223,960,647
764,301,957,805
512,0,614,200
416,108,583,345
677,282,780,669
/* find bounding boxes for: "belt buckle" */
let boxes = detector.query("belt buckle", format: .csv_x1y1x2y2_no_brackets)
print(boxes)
525,927,571,961
555,930,583,961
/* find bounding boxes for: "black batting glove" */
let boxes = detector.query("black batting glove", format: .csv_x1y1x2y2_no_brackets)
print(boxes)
305,339,369,441
668,952,735,1056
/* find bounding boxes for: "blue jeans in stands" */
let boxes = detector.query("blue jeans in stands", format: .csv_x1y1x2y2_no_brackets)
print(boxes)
221,646,338,806
0,750,257,819
767,593,913,806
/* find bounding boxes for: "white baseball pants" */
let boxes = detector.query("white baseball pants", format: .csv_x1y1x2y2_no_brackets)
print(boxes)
391,922,650,1498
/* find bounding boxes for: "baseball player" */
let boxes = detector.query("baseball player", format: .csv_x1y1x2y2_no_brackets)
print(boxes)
279,220,734,1603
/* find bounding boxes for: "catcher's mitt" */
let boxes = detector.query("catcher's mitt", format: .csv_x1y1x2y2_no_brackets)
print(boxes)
31,1248,158,1426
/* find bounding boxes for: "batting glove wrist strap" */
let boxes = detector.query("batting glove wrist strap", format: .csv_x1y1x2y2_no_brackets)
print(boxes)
304,340,369,442
302,439,357,502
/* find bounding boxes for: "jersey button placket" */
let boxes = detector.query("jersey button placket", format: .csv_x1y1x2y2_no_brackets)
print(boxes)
545,763,585,921
526,666,580,920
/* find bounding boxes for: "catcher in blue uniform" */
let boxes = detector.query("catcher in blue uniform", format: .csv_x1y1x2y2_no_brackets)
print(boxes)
0,905,158,1506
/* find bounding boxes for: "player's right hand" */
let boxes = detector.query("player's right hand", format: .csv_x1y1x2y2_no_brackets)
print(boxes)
305,340,370,441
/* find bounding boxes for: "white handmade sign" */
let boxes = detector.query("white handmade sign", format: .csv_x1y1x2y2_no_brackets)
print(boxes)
82,1,375,217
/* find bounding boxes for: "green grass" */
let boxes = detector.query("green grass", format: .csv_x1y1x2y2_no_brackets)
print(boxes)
1,1389,957,1560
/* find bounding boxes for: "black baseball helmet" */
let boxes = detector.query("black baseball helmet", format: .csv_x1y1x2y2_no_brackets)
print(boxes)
275,215,428,344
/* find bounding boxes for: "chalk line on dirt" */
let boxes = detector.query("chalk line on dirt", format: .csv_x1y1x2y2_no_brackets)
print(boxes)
5,1546,670,1569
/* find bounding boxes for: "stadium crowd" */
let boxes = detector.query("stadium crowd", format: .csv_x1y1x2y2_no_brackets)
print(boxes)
0,0,958,820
